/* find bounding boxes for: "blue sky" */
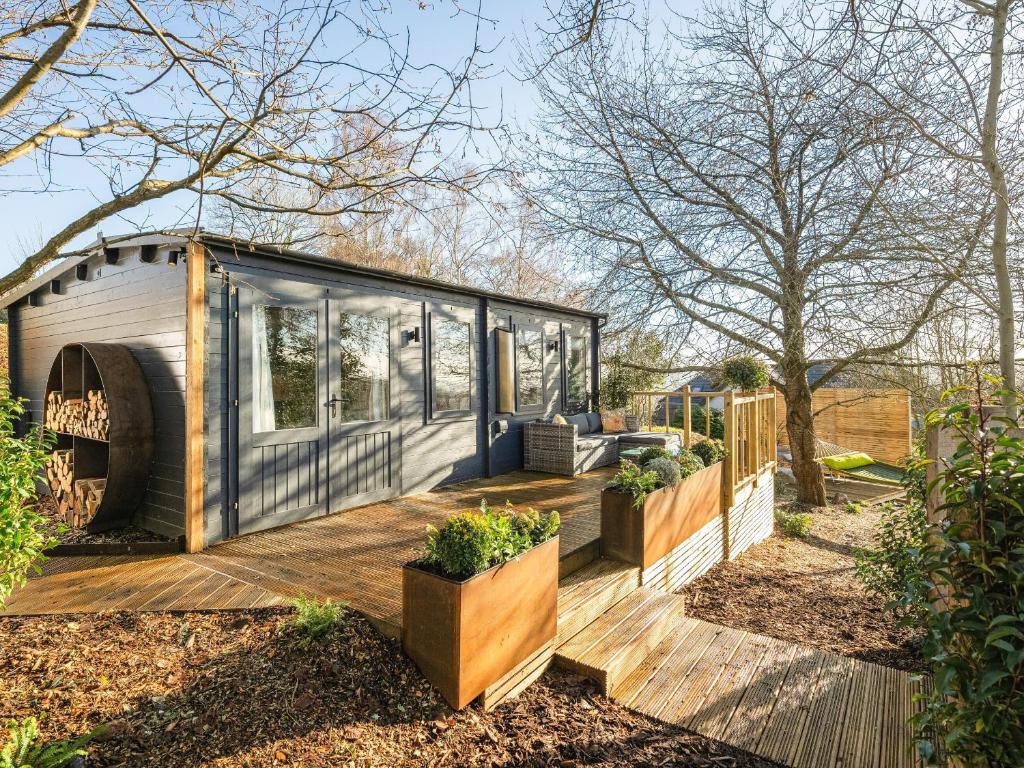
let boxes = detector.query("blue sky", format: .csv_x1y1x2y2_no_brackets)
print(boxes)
0,1,691,274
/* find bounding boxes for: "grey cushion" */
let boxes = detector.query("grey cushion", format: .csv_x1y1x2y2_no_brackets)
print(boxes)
576,434,617,451
567,413,590,435
586,413,603,433
617,432,681,446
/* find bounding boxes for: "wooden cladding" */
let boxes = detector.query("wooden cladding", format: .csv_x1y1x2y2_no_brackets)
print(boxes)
495,328,514,413
775,387,912,464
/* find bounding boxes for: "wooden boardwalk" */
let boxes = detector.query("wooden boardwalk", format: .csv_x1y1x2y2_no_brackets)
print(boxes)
554,559,923,768
4,469,612,635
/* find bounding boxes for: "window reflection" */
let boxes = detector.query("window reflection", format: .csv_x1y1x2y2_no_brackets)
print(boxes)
517,328,543,408
433,318,471,412
338,312,390,422
253,305,317,431
567,335,589,404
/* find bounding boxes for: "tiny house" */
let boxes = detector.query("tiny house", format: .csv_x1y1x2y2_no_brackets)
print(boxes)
3,231,603,552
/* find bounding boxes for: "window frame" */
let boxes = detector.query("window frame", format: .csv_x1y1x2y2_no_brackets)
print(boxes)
563,330,590,412
514,322,546,415
428,306,475,421
244,284,326,448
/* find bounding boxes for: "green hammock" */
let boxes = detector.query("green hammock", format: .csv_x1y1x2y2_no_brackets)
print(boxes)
814,439,907,487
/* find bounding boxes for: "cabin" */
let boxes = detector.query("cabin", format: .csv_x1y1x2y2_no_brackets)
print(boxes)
2,231,603,552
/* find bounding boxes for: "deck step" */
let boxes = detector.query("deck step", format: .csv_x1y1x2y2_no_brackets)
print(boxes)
557,558,641,646
554,586,686,696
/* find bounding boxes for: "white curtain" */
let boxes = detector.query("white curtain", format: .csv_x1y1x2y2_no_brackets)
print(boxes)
253,306,276,431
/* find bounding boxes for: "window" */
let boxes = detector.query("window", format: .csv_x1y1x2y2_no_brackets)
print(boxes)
516,327,543,408
338,312,390,422
253,304,317,431
567,335,589,404
432,318,472,413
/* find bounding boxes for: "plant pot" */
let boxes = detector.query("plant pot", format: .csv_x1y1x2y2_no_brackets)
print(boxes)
401,535,559,709
601,462,723,568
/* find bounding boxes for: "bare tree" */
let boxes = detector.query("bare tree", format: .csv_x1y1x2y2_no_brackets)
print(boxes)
523,1,968,504
0,0,492,295
833,0,1024,415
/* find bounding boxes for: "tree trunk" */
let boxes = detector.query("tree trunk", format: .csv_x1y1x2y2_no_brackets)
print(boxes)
980,0,1018,416
783,371,827,506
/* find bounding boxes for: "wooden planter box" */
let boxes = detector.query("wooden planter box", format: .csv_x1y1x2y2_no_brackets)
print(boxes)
402,535,559,709
601,463,723,569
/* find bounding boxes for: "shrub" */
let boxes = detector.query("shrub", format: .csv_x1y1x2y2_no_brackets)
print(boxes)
643,456,681,487
907,375,1024,766
1,716,93,768
774,508,812,538
721,355,770,390
674,448,705,479
843,501,864,515
636,446,672,465
606,460,661,508
290,595,346,641
674,403,725,440
421,499,559,580
690,438,725,467
853,501,927,618
0,384,56,609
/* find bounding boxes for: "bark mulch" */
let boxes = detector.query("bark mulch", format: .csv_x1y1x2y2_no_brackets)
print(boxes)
38,495,175,546
679,494,925,671
0,609,777,768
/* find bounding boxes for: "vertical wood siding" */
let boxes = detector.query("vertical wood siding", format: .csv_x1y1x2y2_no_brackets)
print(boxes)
10,249,188,538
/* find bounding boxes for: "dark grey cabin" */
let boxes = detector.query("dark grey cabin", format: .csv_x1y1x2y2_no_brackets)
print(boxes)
2,232,603,550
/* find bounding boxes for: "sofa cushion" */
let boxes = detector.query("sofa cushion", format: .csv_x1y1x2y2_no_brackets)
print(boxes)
617,432,681,446
552,413,568,425
586,412,603,433
567,413,591,435
600,408,627,433
576,434,617,451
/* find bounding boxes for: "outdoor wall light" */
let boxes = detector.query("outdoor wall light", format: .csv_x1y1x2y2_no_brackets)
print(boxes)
547,340,559,352
406,326,422,343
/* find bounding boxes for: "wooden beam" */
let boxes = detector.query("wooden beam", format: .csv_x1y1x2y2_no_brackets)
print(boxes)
184,240,205,553
682,384,692,448
723,391,736,509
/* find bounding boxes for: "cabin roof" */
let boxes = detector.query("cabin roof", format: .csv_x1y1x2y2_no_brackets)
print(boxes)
1,229,606,320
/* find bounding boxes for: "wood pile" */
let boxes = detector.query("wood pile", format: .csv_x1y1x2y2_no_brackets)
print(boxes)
45,390,109,440
45,449,107,527
46,449,74,520
72,478,107,528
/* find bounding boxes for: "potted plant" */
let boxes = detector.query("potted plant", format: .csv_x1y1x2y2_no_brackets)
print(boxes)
601,447,723,568
402,500,560,709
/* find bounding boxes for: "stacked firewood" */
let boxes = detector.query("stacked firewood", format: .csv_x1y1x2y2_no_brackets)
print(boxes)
45,390,109,440
46,449,75,520
71,477,107,528
45,450,107,527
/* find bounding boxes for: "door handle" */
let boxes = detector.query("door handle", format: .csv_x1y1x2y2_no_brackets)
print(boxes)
325,394,343,418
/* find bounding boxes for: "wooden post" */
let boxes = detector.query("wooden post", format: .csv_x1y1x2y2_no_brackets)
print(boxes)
647,394,653,432
664,393,669,433
706,397,711,438
723,390,736,508
184,239,206,554
683,385,691,448
752,396,761,484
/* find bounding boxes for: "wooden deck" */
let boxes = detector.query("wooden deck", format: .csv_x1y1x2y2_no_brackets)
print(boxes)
4,469,613,635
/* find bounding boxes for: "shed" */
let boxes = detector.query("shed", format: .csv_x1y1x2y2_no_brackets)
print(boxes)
3,232,604,552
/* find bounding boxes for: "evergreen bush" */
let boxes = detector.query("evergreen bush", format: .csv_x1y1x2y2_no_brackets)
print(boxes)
643,456,681,487
691,438,726,467
674,448,705,479
606,461,661,509
721,355,770,390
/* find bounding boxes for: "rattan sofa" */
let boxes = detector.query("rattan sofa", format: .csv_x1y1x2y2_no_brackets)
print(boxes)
523,413,682,476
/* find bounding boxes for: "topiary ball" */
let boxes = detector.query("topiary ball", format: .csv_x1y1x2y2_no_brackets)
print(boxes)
691,438,726,467
675,448,705,479
643,456,681,488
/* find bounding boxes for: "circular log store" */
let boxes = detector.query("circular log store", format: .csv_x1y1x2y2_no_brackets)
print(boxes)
44,343,154,531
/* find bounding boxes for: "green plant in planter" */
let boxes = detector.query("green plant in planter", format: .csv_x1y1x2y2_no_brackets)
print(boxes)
691,438,726,467
636,446,672,465
675,448,705,479
1,716,94,768
722,355,770,390
606,461,661,508
421,500,559,581
643,456,681,487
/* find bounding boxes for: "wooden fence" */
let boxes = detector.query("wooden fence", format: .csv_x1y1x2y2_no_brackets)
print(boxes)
774,387,912,463
631,387,777,505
